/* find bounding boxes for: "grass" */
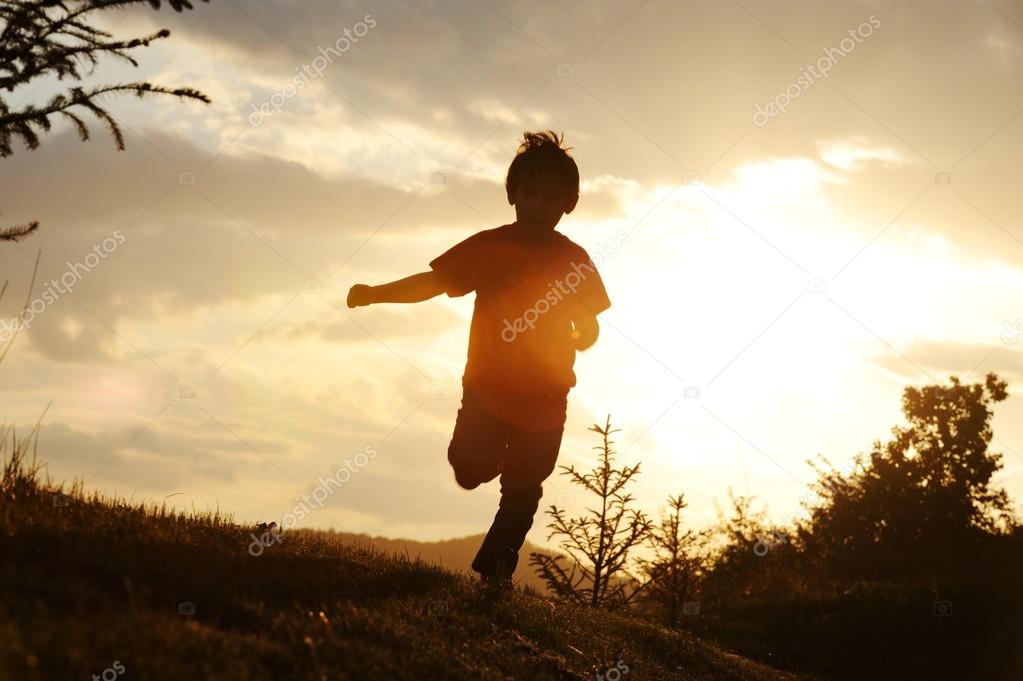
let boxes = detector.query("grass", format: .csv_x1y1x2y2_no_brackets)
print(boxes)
0,423,811,681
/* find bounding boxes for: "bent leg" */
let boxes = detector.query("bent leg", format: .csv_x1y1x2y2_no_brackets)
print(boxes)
471,415,565,578
447,386,509,490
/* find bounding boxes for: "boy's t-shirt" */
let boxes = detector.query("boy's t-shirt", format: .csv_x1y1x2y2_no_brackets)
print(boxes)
429,224,611,431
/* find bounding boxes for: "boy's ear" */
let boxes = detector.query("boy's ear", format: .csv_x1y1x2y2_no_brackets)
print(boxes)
564,193,579,214
506,186,515,205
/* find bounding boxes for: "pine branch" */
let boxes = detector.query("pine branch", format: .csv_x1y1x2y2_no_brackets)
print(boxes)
0,0,211,158
0,220,39,241
528,552,588,606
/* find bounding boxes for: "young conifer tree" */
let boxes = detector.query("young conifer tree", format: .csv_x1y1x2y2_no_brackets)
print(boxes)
636,493,707,627
529,415,652,609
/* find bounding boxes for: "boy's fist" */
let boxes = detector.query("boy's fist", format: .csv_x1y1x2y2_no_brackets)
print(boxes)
347,284,374,308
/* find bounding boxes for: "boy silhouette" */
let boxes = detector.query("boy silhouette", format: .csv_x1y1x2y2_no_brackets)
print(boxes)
346,130,611,589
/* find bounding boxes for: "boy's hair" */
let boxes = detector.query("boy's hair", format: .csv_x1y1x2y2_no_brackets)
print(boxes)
505,130,579,199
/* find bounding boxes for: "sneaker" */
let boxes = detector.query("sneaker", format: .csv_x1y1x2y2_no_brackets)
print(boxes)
479,572,513,593
473,546,517,591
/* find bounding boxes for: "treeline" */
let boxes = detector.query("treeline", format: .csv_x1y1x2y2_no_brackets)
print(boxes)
529,372,1022,680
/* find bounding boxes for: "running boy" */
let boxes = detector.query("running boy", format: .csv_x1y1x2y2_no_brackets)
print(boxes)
346,130,611,588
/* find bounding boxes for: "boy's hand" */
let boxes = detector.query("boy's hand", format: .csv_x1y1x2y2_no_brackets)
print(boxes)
347,284,375,308
571,312,600,351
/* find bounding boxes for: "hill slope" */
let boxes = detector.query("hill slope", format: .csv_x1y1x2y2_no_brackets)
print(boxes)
0,449,810,680
315,529,553,592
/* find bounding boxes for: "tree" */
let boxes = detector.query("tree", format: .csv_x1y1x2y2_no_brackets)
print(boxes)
1,0,211,234
636,492,707,627
700,490,767,601
696,487,811,609
804,372,1016,579
529,415,652,609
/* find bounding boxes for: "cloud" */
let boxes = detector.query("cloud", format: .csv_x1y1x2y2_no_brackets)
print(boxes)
819,138,907,171
266,304,464,344
0,121,636,366
0,134,428,341
81,0,1020,188
869,339,1023,384
31,419,244,491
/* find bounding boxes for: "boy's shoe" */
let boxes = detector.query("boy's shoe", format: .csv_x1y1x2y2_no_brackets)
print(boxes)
473,546,517,593
479,572,514,593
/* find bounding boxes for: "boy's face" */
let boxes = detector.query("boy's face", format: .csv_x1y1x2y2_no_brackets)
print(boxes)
509,169,578,236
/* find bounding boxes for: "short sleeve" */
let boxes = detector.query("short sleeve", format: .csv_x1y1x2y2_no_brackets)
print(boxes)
567,249,611,316
429,231,489,297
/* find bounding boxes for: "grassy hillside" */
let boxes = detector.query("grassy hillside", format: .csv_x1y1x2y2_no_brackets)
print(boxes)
0,436,811,681
318,530,553,593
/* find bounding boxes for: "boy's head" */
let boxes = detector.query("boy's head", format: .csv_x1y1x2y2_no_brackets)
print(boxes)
505,130,579,235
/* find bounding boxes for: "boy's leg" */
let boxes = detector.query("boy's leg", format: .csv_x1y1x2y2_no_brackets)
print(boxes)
447,385,509,490
471,394,567,580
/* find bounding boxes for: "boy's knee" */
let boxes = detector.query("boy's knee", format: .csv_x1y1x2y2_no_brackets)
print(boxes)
448,442,501,490
454,469,481,490
448,448,478,489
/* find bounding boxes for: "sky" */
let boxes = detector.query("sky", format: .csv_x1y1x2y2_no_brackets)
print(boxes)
2,0,1022,548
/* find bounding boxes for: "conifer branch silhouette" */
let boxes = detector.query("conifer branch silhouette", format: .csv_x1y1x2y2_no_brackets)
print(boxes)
0,0,211,158
0,0,210,235
0,219,39,242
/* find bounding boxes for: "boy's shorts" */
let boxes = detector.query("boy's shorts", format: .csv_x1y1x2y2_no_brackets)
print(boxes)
447,383,567,491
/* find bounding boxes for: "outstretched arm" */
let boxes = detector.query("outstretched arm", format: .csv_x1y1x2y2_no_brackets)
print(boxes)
347,271,447,307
